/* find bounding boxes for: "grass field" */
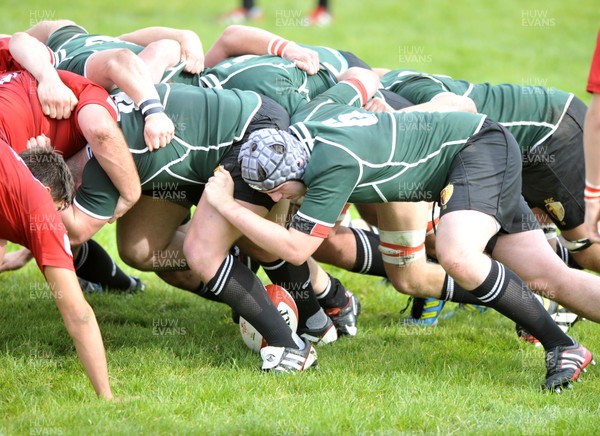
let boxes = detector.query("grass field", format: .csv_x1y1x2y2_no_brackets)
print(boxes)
1,0,600,434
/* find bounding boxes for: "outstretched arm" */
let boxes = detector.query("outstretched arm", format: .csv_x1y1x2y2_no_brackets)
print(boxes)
9,32,78,119
205,25,320,75
118,27,204,74
44,266,113,399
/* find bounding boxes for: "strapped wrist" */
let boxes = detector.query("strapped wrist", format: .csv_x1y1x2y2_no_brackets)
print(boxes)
585,180,600,202
138,98,165,120
267,37,290,57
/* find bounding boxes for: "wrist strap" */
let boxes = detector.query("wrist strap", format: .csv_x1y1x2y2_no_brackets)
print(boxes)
585,180,600,202
267,37,290,57
138,98,165,120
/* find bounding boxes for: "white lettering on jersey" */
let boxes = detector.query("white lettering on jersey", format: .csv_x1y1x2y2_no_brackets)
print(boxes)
0,72,19,85
83,35,136,47
322,110,378,127
111,91,136,116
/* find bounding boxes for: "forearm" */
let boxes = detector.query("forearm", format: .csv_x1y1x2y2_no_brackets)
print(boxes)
205,25,274,65
101,51,161,105
118,27,190,46
0,239,6,264
79,106,141,206
399,93,476,113
9,32,56,79
44,267,112,398
25,20,76,42
91,133,140,204
217,199,311,264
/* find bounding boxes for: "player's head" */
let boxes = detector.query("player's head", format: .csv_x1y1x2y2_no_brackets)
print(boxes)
238,129,310,191
20,147,74,209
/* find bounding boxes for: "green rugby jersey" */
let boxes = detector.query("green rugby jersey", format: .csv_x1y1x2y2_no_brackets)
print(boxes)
288,82,487,232
75,83,261,218
381,69,574,154
46,25,145,76
200,53,336,116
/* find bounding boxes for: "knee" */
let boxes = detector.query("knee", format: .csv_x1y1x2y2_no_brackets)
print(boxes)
436,249,471,284
390,273,426,297
118,243,153,271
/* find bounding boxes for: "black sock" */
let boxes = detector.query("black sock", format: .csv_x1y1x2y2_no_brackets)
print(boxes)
261,259,327,331
350,227,387,277
75,239,134,290
440,274,486,305
469,260,573,350
316,274,349,309
555,239,583,269
203,255,299,348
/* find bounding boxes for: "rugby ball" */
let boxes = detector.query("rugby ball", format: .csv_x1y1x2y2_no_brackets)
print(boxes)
239,284,299,353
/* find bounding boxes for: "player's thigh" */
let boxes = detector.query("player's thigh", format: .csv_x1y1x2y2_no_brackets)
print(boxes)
435,210,498,262
376,201,430,232
117,195,189,260
183,194,268,279
492,228,566,285
237,200,290,263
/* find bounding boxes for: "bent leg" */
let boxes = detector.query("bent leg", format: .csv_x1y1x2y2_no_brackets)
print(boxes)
492,228,600,323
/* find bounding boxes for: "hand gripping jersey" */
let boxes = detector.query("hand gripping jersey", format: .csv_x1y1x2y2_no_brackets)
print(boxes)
0,69,117,157
0,140,73,271
287,81,487,236
75,83,262,218
380,69,573,154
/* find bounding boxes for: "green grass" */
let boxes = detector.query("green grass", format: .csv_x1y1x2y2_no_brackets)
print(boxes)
2,0,600,434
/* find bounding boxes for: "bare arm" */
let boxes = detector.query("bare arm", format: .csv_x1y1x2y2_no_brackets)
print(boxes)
85,49,175,151
205,25,320,75
0,247,33,272
337,67,381,100
9,32,78,119
204,168,322,264
584,93,600,242
118,27,204,74
364,91,477,114
25,19,77,43
77,104,141,217
396,92,477,113
60,205,109,246
43,266,112,399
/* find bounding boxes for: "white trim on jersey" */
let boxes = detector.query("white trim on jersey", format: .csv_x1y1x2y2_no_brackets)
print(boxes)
526,93,574,152
295,209,337,228
160,62,187,83
72,197,113,221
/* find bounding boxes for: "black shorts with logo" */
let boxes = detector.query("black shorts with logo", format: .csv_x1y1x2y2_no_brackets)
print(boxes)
520,96,587,231
440,119,538,234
